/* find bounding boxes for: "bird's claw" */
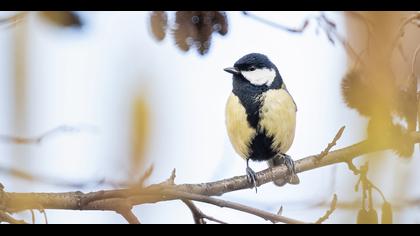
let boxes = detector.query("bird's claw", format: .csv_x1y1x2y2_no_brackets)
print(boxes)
246,166,258,193
281,153,300,185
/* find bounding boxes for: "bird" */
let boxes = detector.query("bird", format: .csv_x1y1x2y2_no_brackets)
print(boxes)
224,53,300,191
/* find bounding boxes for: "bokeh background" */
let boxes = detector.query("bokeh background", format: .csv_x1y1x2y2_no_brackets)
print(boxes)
0,11,420,224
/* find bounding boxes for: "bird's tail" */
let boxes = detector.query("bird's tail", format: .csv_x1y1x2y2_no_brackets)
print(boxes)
267,155,300,187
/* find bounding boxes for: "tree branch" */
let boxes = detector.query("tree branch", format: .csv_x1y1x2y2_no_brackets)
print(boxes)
315,194,337,224
0,211,27,224
1,130,419,223
169,190,305,224
182,199,227,224
0,125,96,145
316,126,345,161
242,11,312,33
242,11,363,65
0,12,26,27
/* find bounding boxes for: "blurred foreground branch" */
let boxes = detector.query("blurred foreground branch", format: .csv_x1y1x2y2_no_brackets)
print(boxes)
0,125,97,145
1,127,420,223
0,12,26,27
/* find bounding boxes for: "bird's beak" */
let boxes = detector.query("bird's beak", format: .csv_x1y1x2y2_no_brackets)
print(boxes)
224,67,240,75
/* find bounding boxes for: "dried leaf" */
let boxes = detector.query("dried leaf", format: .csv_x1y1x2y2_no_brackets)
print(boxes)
173,11,195,52
171,11,229,55
213,11,228,35
39,11,82,28
150,11,167,41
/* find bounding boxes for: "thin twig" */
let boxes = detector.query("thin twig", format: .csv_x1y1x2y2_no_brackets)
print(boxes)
182,199,227,224
316,126,345,161
168,190,305,224
40,209,48,224
138,165,154,187
411,43,420,78
0,165,108,189
242,11,363,66
315,194,337,224
0,12,27,27
242,11,312,33
390,12,420,61
30,209,35,224
0,211,27,224
0,125,97,145
182,200,206,224
117,209,141,224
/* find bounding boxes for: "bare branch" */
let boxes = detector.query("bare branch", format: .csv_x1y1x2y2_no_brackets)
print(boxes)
0,165,108,189
138,165,154,187
0,12,27,27
30,209,35,224
242,11,312,33
2,130,420,223
182,199,227,224
316,126,345,161
315,194,337,224
170,190,305,224
411,42,420,78
0,211,27,224
117,209,141,224
242,12,363,66
346,160,360,175
182,200,206,224
40,209,48,224
390,12,420,62
0,125,97,145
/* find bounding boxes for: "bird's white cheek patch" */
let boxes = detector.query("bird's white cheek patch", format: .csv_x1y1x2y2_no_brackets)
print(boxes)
241,68,276,86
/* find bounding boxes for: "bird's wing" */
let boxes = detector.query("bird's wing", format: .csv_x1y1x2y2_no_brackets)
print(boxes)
281,83,297,112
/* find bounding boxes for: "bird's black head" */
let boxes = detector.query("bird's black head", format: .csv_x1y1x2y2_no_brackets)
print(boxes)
224,53,283,89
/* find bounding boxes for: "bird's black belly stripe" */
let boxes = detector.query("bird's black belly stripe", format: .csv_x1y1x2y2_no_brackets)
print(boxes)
232,76,285,161
232,77,267,129
248,132,277,161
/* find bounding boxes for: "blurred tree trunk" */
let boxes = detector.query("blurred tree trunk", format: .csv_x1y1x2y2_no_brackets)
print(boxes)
12,14,32,187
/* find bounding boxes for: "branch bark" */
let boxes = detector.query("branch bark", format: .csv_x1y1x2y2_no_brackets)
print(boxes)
1,130,419,223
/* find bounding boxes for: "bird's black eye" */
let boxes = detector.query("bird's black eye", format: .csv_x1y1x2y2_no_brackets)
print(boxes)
249,66,256,71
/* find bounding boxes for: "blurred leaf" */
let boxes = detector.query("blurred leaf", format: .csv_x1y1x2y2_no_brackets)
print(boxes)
131,95,150,177
171,11,228,55
39,11,83,28
173,11,195,52
381,202,393,224
214,11,228,35
150,11,167,41
192,12,213,55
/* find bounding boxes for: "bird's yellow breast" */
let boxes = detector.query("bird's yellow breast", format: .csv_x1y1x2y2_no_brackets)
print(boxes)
225,88,296,160
259,89,296,153
225,93,256,159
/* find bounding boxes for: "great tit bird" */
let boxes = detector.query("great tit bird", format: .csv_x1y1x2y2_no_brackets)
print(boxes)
224,53,300,190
